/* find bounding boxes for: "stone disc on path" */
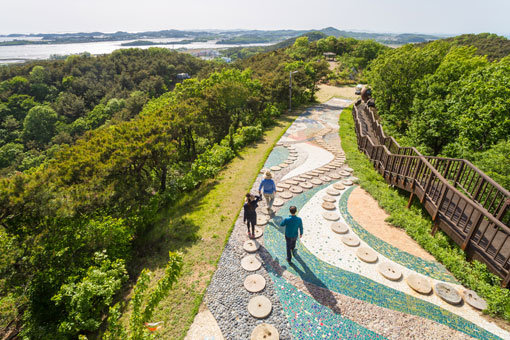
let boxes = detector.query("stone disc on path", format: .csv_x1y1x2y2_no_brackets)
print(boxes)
279,163,289,168
339,170,351,176
311,178,323,185
294,177,306,182
251,323,279,340
260,168,269,174
329,173,341,179
327,188,341,196
248,295,272,319
331,222,349,234
243,240,261,253
288,156,298,161
257,215,269,226
356,247,378,263
290,186,303,194
284,160,294,164
325,165,337,170
276,142,283,146
342,179,353,186
309,171,320,176
322,202,336,210
345,167,354,172
314,169,326,174
333,183,345,190
253,227,263,239
300,182,313,189
323,212,340,221
270,166,281,171
244,274,266,293
406,274,432,295
320,176,332,182
275,187,283,192
377,262,402,281
279,191,293,199
272,198,285,207
278,183,291,189
434,283,462,305
300,174,313,179
342,234,360,247
323,195,336,203
241,255,262,271
463,290,487,310
286,180,298,185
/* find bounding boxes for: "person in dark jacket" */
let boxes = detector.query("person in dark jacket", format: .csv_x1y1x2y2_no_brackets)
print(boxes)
280,205,303,264
243,193,262,238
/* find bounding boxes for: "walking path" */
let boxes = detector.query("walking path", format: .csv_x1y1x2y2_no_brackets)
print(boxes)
186,98,510,340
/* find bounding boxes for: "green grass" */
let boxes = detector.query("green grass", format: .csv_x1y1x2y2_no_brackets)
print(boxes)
339,105,510,324
118,110,301,339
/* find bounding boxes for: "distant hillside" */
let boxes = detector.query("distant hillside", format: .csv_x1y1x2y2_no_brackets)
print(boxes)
319,27,441,44
441,33,510,60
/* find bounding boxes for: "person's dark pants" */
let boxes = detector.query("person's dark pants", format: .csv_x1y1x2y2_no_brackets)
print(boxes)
285,236,297,261
247,219,256,235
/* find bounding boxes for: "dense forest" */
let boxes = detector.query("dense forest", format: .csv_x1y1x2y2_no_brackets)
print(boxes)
0,34,387,339
366,33,510,191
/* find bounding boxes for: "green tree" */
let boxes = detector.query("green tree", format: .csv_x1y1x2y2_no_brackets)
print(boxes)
22,105,58,147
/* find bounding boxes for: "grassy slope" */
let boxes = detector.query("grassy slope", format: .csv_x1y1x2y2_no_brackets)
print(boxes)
339,105,510,326
119,111,300,339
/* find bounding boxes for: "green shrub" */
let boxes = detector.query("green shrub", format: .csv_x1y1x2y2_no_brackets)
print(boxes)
339,105,510,321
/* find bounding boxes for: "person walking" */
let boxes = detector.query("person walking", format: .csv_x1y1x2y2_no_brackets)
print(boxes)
280,205,303,264
259,171,276,213
243,193,261,239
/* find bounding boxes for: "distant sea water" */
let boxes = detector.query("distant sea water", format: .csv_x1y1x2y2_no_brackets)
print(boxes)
0,38,274,64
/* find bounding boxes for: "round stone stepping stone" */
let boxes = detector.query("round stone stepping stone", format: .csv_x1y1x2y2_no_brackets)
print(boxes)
329,173,341,179
243,239,261,253
248,295,272,319
270,166,281,171
406,274,432,295
322,202,336,210
342,179,353,186
309,172,321,178
241,255,261,271
275,187,283,192
325,165,337,170
434,283,462,305
257,215,269,226
345,167,354,172
299,182,313,189
339,170,351,176
327,188,341,196
288,156,298,160
323,195,336,203
278,183,291,189
290,186,303,194
244,274,266,293
320,176,332,182
331,222,349,234
276,142,283,146
294,177,306,182
323,211,340,221
279,163,289,168
356,247,378,263
284,160,294,164
342,234,360,247
333,183,345,190
272,198,285,207
279,191,293,199
377,262,402,281
260,168,269,174
300,174,313,179
463,290,487,310
253,227,263,239
285,180,298,185
251,323,279,340
311,178,323,185
315,169,326,174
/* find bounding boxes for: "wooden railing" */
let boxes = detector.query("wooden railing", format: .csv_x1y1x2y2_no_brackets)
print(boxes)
352,101,510,287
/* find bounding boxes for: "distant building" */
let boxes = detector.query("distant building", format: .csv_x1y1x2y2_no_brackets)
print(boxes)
323,52,336,61
176,73,190,80
221,57,232,63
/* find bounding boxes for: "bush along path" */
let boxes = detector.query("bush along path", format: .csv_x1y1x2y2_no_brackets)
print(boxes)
189,98,510,340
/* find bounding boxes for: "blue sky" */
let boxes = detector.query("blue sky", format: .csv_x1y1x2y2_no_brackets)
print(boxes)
1,0,509,35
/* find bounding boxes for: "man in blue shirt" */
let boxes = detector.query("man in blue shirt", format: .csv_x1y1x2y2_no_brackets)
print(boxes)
280,205,303,264
259,171,276,213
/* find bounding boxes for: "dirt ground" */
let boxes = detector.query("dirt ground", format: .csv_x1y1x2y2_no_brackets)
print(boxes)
347,186,436,261
316,84,359,103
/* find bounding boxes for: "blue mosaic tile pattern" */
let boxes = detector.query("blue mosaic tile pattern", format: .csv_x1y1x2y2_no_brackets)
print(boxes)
264,146,289,168
267,267,387,340
339,186,458,284
266,186,502,340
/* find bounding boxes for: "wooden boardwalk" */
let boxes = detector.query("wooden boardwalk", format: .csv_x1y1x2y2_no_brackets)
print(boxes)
352,101,510,287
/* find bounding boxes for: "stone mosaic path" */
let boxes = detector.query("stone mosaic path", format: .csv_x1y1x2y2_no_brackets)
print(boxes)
190,98,510,340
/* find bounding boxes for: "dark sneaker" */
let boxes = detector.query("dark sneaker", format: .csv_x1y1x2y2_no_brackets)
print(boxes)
292,248,297,255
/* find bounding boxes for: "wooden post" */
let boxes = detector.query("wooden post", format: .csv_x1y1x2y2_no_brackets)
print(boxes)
503,271,510,288
453,161,465,188
407,192,414,209
461,210,484,250
431,218,440,235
